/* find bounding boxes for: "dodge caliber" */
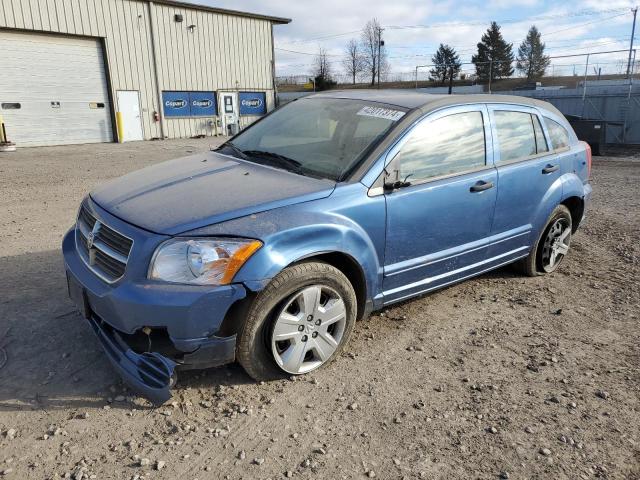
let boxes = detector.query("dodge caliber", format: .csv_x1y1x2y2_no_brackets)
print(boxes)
63,91,592,404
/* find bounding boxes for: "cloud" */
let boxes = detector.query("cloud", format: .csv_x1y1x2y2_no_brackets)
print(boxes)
195,0,637,76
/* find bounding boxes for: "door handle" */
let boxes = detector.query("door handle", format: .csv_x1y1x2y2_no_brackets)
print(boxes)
542,164,559,174
470,180,494,192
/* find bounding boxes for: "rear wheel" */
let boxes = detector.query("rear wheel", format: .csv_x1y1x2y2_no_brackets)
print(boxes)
517,205,572,276
236,262,357,381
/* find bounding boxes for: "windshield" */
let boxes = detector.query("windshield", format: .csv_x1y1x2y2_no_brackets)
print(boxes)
219,97,407,180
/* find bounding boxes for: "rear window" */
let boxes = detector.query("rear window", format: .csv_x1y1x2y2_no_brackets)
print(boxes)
494,111,537,163
545,117,571,150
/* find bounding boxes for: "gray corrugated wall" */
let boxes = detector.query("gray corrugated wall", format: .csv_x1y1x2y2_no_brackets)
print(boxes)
0,0,276,140
494,86,640,144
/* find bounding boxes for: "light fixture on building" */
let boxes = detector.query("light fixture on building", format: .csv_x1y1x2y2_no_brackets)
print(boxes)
187,24,197,32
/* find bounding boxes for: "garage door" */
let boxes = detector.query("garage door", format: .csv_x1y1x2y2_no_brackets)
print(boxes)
0,30,113,147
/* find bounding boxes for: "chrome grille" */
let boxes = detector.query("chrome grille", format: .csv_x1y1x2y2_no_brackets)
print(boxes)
75,204,133,282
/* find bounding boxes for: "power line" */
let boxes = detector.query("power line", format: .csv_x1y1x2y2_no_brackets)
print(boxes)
275,13,631,62
277,8,629,45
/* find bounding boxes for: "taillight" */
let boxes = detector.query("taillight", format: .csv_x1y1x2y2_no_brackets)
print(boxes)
583,141,592,179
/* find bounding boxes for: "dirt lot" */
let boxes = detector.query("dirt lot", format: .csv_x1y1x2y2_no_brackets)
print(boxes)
0,139,638,480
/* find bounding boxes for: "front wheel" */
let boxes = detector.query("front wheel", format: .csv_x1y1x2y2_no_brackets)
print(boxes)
236,262,357,381
517,205,572,276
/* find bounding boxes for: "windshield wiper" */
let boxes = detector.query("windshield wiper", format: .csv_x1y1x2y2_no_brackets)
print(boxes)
216,141,249,160
241,150,304,172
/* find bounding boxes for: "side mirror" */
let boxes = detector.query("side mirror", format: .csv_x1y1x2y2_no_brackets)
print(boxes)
383,173,413,191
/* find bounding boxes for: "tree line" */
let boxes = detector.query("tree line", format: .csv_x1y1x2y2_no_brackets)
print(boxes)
313,20,551,88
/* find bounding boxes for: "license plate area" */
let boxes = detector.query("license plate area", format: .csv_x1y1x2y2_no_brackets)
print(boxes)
66,271,90,319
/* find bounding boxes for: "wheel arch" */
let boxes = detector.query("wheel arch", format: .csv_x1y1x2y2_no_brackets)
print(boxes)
561,196,584,233
292,251,369,321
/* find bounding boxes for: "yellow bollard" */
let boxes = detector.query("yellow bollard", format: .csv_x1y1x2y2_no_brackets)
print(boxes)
116,111,125,143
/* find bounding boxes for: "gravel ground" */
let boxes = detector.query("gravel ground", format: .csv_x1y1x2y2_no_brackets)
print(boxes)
0,140,638,480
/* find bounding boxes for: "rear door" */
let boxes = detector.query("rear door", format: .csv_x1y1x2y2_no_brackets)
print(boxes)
486,105,562,259
382,104,498,303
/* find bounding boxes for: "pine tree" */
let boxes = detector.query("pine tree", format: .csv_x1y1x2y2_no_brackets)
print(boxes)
516,25,550,80
429,44,461,85
472,22,514,82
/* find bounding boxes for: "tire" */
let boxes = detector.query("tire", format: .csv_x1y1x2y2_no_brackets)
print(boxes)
516,204,573,277
236,261,357,382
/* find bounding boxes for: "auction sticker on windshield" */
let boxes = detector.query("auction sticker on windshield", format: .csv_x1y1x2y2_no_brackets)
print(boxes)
357,106,405,121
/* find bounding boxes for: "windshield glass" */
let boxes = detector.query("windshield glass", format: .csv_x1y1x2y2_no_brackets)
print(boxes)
221,97,407,180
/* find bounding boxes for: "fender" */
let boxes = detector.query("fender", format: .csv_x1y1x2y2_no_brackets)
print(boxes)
238,221,381,296
183,183,386,303
531,175,564,236
561,172,587,202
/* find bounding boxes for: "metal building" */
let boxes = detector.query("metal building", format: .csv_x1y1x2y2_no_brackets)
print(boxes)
0,0,290,147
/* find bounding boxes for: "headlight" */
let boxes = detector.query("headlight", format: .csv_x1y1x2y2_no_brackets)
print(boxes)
149,238,262,285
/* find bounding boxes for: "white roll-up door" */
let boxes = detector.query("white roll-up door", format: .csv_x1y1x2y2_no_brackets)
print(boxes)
0,30,113,147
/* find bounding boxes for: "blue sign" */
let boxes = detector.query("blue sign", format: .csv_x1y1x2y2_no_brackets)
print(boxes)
162,91,218,117
239,91,267,116
189,92,217,117
162,91,190,117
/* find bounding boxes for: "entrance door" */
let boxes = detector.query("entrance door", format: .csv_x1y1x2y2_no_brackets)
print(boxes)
219,92,239,135
116,90,144,142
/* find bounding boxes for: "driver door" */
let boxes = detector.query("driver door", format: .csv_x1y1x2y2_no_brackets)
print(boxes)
381,105,498,303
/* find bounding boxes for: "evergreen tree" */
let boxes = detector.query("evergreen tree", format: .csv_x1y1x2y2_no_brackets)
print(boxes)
429,44,461,85
516,25,550,80
472,22,514,82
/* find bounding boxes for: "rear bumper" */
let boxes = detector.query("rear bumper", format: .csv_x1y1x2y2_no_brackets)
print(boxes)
580,182,593,227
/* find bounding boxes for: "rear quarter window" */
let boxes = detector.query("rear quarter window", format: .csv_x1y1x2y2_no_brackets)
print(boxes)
544,117,571,150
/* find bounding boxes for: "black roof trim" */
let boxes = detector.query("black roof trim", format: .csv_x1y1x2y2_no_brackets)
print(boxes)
147,0,291,24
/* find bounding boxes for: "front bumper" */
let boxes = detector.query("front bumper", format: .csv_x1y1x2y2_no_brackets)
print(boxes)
87,311,177,405
62,201,248,403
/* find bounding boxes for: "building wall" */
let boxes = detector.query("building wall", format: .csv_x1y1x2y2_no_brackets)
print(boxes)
0,0,276,140
495,84,640,144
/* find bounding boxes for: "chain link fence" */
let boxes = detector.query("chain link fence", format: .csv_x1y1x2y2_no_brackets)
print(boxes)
276,49,640,144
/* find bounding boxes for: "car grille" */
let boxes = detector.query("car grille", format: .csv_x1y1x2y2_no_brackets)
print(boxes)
75,204,133,282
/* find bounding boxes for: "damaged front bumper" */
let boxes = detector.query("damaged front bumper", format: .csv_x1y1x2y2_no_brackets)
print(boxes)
87,313,177,405
63,222,247,405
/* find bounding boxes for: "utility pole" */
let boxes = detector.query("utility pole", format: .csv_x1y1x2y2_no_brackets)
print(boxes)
627,7,638,78
488,60,493,94
376,26,384,89
448,66,454,94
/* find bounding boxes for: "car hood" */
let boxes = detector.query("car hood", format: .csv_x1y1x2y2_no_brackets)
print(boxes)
90,151,335,235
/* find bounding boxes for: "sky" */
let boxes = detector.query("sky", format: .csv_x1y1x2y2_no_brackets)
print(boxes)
200,0,638,80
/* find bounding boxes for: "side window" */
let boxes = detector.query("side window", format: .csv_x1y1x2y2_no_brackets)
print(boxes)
394,111,486,182
494,111,537,163
532,115,549,153
545,117,571,150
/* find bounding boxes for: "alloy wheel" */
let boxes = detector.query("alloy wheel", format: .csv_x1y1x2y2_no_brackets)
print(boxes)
541,218,571,273
271,285,347,374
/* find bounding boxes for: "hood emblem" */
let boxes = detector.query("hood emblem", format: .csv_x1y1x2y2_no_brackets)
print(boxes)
87,221,102,264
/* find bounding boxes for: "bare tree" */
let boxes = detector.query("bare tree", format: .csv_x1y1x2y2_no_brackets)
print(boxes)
360,18,386,86
312,47,336,90
342,39,364,84
313,47,332,81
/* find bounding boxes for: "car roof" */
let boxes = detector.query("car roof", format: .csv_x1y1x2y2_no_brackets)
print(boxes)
306,89,563,116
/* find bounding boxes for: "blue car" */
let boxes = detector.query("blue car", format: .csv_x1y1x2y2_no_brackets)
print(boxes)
63,91,592,404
